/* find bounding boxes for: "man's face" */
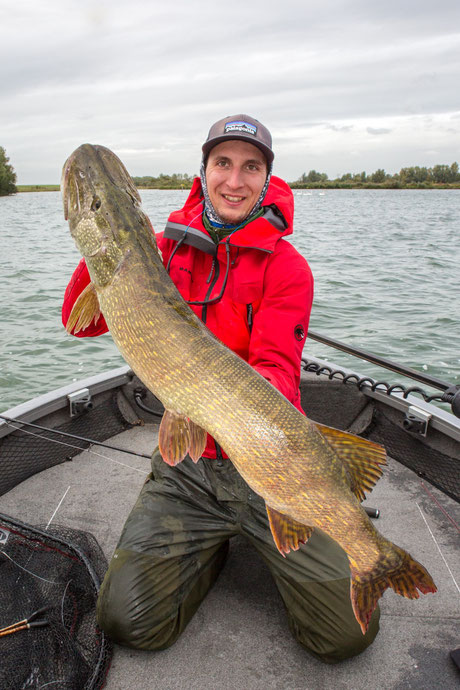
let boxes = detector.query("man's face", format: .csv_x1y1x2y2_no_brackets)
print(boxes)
205,140,267,225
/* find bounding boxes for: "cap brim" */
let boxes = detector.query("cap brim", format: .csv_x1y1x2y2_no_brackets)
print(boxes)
202,134,274,163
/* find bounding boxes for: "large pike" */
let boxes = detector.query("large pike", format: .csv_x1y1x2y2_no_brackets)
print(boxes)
62,144,436,634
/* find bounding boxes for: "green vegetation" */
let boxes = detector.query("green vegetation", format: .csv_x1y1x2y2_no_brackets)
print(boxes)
291,162,460,189
133,163,460,190
11,162,460,192
0,147,17,196
132,173,195,189
17,185,60,192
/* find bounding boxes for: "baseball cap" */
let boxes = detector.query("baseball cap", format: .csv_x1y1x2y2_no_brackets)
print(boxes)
202,114,274,164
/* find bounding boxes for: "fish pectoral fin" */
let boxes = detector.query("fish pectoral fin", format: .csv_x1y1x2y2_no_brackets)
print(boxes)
188,420,207,463
158,410,191,466
266,505,314,557
315,423,387,501
66,282,101,334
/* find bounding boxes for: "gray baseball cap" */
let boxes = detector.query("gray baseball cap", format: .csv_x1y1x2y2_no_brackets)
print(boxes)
202,114,274,164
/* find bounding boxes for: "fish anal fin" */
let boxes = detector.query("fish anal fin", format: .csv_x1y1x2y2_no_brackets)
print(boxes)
266,505,313,557
66,282,101,334
349,546,437,634
188,420,207,463
159,410,190,466
315,423,387,501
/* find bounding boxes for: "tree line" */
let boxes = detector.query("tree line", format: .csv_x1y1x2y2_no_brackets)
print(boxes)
132,173,195,189
292,162,460,188
134,163,460,189
2,144,460,195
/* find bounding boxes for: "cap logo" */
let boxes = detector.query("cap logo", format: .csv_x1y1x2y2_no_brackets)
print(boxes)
224,120,257,136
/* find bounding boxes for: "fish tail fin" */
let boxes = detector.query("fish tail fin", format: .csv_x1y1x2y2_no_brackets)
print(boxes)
350,571,387,635
386,545,437,598
350,547,437,634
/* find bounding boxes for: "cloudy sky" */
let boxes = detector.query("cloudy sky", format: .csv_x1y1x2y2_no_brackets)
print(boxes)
1,0,459,184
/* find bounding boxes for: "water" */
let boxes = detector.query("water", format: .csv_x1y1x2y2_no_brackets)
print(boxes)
1,189,459,412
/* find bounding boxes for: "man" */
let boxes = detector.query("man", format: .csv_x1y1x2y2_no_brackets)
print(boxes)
62,114,379,663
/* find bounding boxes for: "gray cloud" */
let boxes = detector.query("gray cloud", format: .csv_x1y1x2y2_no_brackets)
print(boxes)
1,0,459,182
367,128,392,135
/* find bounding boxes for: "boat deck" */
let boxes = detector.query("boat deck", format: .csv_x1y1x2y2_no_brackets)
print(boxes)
0,422,458,689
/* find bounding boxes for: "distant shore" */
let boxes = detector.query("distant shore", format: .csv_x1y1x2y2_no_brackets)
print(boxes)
16,182,460,193
17,185,60,192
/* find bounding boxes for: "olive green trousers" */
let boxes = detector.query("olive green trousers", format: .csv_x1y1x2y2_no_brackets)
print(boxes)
97,448,380,663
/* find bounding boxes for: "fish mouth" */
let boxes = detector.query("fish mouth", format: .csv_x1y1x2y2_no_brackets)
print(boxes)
61,145,98,222
61,153,74,221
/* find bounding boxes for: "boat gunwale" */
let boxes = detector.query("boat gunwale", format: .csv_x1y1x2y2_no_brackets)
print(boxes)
2,358,460,444
0,366,132,439
305,356,460,443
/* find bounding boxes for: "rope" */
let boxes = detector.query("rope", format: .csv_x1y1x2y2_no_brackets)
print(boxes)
301,359,459,415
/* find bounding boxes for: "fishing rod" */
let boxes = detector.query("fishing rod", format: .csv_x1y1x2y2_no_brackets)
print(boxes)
0,413,381,518
307,330,460,406
0,414,152,460
0,607,49,638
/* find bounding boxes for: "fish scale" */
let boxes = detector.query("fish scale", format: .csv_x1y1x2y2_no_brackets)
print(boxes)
62,143,437,634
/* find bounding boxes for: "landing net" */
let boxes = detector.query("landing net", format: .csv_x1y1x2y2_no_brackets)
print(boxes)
0,513,112,689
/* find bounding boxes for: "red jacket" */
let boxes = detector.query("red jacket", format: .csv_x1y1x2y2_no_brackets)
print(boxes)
62,175,314,457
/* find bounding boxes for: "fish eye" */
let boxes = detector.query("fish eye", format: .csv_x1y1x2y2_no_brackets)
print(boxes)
91,196,102,211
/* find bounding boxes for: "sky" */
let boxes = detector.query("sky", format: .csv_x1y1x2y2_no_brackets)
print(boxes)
1,0,459,184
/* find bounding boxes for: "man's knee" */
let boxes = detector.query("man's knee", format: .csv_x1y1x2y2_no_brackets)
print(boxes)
289,604,380,664
96,548,181,650
97,594,180,651
96,542,229,650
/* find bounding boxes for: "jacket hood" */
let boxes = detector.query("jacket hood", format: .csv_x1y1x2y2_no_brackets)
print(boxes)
176,175,294,248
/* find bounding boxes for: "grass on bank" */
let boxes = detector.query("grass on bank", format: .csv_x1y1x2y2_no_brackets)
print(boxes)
17,185,60,192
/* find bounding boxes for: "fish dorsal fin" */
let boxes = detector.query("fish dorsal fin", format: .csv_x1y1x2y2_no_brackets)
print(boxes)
158,411,207,466
159,410,191,466
315,423,387,501
66,282,101,334
266,505,314,557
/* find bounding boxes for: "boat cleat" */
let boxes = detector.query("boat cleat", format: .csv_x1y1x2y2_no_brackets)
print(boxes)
402,405,432,437
68,388,94,417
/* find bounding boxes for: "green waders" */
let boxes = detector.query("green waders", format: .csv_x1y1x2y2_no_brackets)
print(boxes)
97,448,380,664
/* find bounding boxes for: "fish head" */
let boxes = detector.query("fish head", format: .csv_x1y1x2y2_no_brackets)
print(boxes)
62,143,159,287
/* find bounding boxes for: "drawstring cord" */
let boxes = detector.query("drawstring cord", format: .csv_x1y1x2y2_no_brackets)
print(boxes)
166,213,245,307
165,208,204,274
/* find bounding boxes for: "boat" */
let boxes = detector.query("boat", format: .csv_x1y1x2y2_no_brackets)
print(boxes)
0,333,458,689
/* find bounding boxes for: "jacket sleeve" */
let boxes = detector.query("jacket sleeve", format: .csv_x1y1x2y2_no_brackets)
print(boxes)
247,241,313,411
61,258,109,337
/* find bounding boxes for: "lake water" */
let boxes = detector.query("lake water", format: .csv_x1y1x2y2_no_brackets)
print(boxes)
1,188,459,412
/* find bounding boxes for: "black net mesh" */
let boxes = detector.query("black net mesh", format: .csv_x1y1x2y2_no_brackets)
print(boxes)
363,407,460,503
0,514,112,689
0,393,132,497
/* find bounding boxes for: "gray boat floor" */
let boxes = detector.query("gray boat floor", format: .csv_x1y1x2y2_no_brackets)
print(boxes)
0,423,458,690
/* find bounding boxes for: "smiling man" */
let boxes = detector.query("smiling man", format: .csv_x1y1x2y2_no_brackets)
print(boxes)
202,115,271,220
63,114,380,664
203,138,268,225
